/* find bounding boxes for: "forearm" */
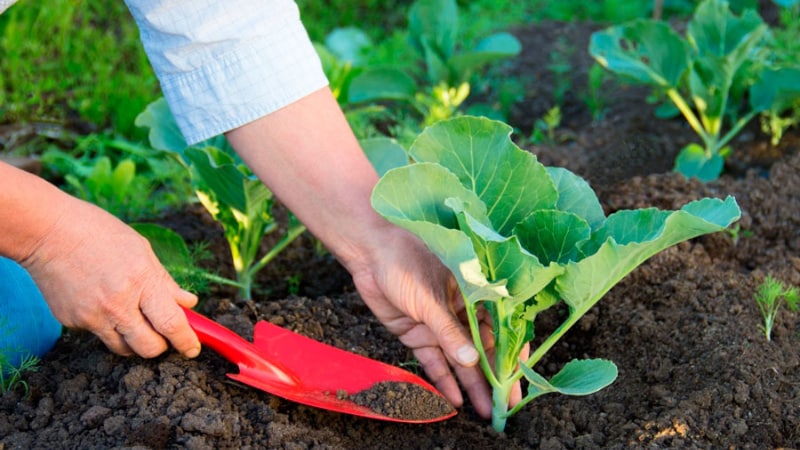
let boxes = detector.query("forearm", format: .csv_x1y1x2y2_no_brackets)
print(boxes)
225,87,392,271
0,162,72,263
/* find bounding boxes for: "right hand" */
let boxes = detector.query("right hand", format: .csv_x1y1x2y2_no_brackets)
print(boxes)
19,195,201,359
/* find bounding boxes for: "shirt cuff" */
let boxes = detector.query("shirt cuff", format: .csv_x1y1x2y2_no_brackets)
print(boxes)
127,1,329,145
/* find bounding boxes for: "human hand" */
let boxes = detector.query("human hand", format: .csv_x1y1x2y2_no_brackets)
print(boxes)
19,195,201,359
346,225,523,419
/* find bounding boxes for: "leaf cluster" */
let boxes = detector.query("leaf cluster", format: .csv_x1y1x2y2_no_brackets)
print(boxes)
313,0,521,143
372,115,741,431
135,99,305,301
590,0,800,181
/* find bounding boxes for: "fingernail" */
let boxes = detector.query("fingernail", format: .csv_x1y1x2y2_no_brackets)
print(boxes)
456,345,479,365
186,345,201,359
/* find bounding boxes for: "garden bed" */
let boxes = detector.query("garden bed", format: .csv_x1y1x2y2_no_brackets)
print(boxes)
2,19,800,449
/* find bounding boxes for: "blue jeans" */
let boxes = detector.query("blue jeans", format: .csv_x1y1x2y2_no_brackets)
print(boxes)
0,257,62,372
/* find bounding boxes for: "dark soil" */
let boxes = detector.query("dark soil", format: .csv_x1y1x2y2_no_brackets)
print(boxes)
3,15,800,450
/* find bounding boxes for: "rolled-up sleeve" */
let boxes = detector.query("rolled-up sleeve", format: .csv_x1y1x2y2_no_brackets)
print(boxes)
124,0,328,144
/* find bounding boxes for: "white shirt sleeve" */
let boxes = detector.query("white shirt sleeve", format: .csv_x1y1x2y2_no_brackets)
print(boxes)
124,0,329,145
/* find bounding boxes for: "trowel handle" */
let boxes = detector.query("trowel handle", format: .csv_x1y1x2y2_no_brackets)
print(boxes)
182,306,298,385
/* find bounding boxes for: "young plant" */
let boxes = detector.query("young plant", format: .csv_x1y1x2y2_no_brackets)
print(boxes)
371,116,741,431
0,353,40,397
135,98,306,301
41,134,191,220
590,0,800,181
754,276,799,341
407,0,521,87
530,106,562,145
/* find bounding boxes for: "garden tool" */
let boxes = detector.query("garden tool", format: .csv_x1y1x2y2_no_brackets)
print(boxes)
182,306,457,423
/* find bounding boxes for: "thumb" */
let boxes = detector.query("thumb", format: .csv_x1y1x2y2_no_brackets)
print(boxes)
175,288,199,309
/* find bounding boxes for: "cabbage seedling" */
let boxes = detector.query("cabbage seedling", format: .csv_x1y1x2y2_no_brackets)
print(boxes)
371,116,741,431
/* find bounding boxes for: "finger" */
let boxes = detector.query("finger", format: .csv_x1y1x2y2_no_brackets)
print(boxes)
140,291,201,359
510,342,530,406
93,325,135,357
412,346,464,408
419,302,479,368
175,288,198,309
452,361,493,419
114,313,169,358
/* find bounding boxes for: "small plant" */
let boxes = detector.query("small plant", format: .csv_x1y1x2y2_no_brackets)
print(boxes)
754,276,799,341
41,134,191,220
530,106,562,145
372,116,741,431
583,63,609,121
547,37,575,108
341,0,522,131
136,99,306,301
590,0,800,181
0,353,40,397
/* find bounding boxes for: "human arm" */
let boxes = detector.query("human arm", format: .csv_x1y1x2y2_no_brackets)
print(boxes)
124,0,521,416
224,86,501,416
0,162,201,359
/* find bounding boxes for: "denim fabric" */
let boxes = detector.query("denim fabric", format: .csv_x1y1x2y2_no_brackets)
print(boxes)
0,257,62,372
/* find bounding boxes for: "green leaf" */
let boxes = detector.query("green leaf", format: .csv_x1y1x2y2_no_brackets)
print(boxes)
359,137,409,177
450,202,564,304
134,98,187,154
556,196,741,312
110,159,136,203
130,223,193,269
749,67,800,113
515,210,591,265
674,142,725,181
408,0,458,60
348,68,417,103
372,164,510,302
520,359,618,398
688,0,767,61
546,167,605,230
449,32,521,82
548,359,618,395
589,20,689,88
325,27,372,65
409,116,558,235
186,147,249,213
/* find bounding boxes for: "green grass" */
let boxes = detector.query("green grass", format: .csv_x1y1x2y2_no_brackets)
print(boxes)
0,0,159,138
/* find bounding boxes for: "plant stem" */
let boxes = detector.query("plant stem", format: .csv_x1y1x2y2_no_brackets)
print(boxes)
491,381,514,432
666,88,716,154
249,222,306,277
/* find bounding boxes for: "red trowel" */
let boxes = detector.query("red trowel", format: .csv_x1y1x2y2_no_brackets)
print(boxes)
182,307,457,423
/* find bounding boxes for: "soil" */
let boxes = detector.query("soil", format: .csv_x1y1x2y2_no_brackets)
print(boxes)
3,12,800,450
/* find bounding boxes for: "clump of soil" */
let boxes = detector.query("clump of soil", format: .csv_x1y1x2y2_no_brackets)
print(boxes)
348,381,455,421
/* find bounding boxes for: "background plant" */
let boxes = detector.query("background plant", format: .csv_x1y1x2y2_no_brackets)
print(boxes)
39,134,191,221
130,223,238,299
372,116,741,431
754,275,799,341
590,0,800,181
135,99,305,301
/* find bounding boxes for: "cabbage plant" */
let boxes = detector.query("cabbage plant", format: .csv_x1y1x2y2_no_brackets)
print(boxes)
371,116,741,431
